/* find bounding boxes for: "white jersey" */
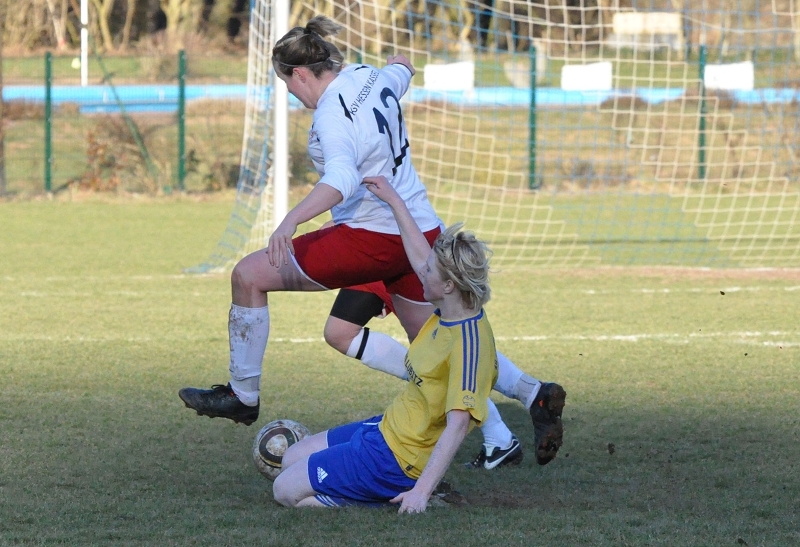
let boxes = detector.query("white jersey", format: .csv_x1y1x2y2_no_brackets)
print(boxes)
309,63,440,235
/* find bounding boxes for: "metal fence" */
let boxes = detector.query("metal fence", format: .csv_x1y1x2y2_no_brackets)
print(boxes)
3,50,249,196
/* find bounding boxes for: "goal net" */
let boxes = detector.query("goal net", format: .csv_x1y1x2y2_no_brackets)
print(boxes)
189,0,800,272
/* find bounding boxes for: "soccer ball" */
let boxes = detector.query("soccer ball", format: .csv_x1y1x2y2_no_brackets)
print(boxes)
252,419,311,481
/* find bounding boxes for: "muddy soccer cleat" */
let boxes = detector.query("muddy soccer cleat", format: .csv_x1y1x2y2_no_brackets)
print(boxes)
178,383,259,425
530,382,566,465
464,435,524,470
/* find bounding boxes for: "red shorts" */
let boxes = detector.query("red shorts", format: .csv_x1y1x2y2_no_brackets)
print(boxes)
347,281,395,315
292,224,440,303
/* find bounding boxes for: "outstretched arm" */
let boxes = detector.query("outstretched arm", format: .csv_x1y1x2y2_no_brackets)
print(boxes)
363,175,431,272
389,409,471,514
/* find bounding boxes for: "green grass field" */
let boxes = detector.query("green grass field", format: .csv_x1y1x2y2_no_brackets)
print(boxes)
1,196,799,546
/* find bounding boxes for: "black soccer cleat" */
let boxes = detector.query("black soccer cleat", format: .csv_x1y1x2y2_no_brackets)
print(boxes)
464,435,524,470
530,382,566,465
178,383,259,426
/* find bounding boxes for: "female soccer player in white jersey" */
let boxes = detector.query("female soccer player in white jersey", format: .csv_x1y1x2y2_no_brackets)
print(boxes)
273,176,499,512
179,15,446,423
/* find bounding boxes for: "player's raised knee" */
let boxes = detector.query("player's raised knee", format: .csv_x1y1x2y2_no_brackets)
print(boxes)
323,319,357,354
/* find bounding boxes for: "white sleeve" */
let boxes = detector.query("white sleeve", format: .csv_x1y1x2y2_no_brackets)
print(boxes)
314,107,362,203
381,63,412,100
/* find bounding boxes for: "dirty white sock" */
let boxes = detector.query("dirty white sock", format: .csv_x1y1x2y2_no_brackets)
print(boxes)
228,304,268,406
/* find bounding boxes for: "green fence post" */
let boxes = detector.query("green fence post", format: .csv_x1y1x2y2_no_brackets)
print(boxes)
528,45,539,190
44,52,53,193
698,45,707,181
177,50,186,192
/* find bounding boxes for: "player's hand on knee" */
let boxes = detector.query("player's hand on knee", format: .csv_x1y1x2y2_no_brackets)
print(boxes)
267,221,297,267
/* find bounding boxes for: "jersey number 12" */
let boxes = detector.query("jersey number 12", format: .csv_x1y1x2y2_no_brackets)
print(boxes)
372,88,410,176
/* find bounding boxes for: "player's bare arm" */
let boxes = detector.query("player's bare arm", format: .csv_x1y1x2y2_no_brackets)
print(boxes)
363,175,430,271
390,409,471,513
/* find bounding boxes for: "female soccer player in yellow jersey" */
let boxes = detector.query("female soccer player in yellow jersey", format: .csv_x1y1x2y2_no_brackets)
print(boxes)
274,175,501,511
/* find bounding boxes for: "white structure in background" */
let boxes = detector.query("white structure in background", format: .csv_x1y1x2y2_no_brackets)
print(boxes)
81,0,88,85
704,61,755,91
423,61,475,91
609,11,683,52
560,61,613,91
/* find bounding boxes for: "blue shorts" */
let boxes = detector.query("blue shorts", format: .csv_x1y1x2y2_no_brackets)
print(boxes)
307,415,417,507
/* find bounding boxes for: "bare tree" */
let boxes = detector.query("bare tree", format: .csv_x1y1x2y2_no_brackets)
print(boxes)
0,0,6,195
90,0,116,51
795,1,800,61
44,0,68,49
120,0,141,50
159,0,196,49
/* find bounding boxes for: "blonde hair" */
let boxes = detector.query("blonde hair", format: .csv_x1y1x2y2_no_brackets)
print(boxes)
272,15,344,77
433,223,492,309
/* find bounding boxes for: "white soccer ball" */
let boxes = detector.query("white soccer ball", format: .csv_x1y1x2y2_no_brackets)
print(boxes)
252,419,311,481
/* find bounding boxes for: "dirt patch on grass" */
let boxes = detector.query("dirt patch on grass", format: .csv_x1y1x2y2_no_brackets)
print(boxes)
465,488,546,509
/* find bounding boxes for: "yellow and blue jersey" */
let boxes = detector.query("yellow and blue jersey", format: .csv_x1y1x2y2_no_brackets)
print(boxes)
379,308,498,479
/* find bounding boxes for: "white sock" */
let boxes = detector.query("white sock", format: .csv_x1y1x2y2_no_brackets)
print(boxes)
493,352,541,409
346,328,408,381
479,399,514,449
228,304,269,406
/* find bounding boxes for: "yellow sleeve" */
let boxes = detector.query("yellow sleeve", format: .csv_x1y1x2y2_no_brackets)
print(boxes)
445,321,496,425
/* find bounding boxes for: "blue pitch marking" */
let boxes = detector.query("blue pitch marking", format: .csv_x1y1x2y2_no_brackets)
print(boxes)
4,84,799,114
